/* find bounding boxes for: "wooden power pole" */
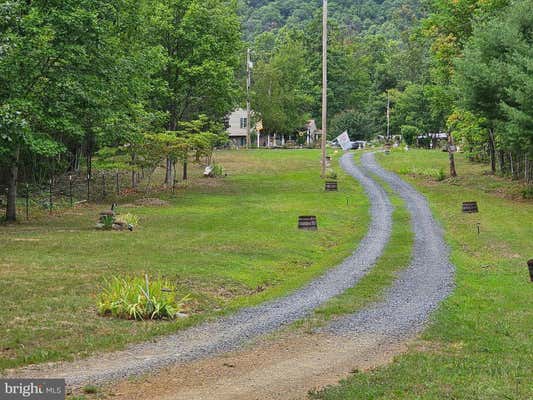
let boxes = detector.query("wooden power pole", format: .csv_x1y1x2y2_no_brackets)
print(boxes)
386,90,391,141
321,0,328,177
246,48,252,149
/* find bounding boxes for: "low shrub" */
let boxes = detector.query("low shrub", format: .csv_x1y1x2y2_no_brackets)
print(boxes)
434,168,446,182
522,185,533,199
97,275,190,320
400,166,446,181
326,169,337,180
101,215,114,230
116,213,140,227
211,164,224,177
83,385,98,394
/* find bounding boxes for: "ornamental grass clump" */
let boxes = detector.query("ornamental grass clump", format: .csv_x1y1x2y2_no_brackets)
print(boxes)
97,275,190,320
115,213,140,230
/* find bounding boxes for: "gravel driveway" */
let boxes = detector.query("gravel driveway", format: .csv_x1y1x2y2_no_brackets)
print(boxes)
328,152,455,336
8,153,454,391
9,153,393,387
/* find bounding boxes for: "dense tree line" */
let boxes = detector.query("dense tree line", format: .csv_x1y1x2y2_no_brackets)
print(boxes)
1,0,531,222
0,0,242,221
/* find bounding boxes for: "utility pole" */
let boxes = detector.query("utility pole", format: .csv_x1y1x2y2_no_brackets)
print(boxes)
246,48,252,149
321,0,328,178
386,90,391,141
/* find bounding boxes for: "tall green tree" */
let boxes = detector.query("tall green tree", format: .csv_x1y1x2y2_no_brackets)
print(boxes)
454,0,533,175
252,34,313,138
148,0,242,183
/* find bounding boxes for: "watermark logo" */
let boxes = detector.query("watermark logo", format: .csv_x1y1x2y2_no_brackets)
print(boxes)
0,380,65,400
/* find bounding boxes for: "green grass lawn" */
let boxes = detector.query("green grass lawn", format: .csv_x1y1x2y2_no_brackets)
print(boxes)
0,149,369,371
311,149,533,400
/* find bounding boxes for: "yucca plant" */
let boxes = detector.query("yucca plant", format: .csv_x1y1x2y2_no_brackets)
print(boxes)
97,275,190,320
101,215,114,230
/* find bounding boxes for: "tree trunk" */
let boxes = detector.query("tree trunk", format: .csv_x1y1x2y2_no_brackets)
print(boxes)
165,157,173,186
130,152,137,188
182,160,188,180
173,162,177,187
525,154,529,183
6,146,20,222
448,134,457,178
498,150,506,175
166,103,178,185
488,129,496,174
526,156,533,185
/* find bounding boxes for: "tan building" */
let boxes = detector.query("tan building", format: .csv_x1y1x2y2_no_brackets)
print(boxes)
226,111,320,148
305,120,320,145
226,108,253,148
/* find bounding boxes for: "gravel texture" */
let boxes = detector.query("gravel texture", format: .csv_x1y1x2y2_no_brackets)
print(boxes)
11,153,393,387
328,152,455,337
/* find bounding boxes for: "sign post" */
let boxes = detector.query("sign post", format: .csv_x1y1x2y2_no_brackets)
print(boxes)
336,131,352,151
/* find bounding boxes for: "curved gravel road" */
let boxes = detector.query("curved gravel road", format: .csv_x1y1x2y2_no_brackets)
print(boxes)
328,152,455,336
92,152,456,400
9,152,454,392
10,153,393,387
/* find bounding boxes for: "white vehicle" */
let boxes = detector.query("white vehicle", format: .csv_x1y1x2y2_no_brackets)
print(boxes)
350,141,367,150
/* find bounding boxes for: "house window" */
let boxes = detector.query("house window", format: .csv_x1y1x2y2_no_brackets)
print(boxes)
240,117,248,129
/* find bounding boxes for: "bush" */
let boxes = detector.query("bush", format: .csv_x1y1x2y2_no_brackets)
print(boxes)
434,168,446,181
211,164,224,177
522,186,533,199
400,125,421,146
326,169,337,180
97,275,190,320
101,215,114,230
401,166,446,181
116,213,140,227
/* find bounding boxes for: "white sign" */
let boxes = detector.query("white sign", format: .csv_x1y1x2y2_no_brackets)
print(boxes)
336,131,351,151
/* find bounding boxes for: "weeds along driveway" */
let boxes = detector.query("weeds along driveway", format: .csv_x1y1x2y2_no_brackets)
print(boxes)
7,153,393,388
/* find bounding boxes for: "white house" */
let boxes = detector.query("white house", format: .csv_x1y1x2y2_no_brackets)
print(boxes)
226,108,252,148
226,111,321,148
306,120,320,145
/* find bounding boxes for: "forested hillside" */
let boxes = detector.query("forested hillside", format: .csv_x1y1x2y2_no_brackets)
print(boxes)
244,0,430,142
242,0,426,38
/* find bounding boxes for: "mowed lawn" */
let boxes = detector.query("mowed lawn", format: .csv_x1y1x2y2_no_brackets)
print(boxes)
313,149,533,400
0,149,369,371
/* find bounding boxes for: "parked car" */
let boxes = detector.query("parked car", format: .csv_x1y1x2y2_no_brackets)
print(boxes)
350,141,367,150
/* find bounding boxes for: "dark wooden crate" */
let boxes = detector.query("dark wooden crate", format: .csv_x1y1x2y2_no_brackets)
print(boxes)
298,216,318,231
462,202,479,213
325,181,338,192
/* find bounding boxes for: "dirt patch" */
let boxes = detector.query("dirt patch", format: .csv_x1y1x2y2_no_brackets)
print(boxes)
196,178,225,189
134,198,169,207
100,332,410,400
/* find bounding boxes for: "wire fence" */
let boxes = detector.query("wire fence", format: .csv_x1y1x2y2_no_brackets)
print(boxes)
0,169,144,220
